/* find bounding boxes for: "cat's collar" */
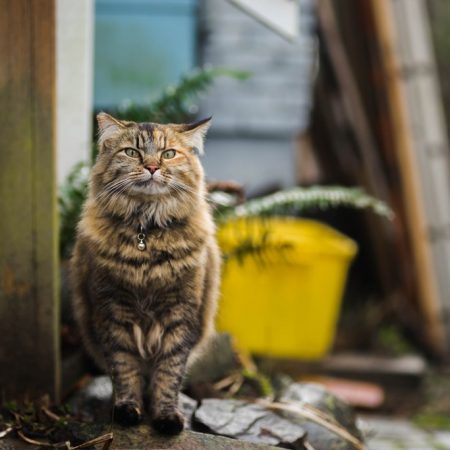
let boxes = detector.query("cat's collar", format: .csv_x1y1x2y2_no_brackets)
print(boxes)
103,211,187,231
137,216,187,233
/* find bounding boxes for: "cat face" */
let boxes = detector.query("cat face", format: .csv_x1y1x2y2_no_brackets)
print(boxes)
91,113,211,203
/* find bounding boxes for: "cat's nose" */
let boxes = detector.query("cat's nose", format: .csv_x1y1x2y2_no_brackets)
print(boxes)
146,165,159,175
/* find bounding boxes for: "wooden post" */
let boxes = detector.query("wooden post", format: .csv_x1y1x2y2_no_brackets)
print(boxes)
0,0,60,401
316,0,399,297
369,0,447,355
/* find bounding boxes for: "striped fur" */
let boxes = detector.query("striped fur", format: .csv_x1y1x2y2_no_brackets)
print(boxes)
70,113,220,434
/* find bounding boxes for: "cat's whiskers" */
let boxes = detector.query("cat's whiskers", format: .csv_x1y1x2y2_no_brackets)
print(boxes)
99,172,147,198
164,175,199,195
97,176,142,210
97,180,131,203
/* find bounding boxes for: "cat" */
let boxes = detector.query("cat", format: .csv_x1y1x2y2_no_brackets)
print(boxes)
70,113,221,435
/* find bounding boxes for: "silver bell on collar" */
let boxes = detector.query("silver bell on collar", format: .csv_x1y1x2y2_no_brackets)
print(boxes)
137,227,146,251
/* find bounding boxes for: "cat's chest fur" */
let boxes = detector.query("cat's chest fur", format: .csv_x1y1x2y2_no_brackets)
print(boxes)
84,215,208,289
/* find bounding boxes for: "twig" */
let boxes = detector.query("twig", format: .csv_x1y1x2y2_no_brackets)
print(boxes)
41,406,62,422
257,399,367,450
11,411,23,424
304,442,317,450
0,427,13,439
17,430,68,448
236,350,258,373
101,434,113,450
213,373,241,391
16,429,114,450
227,376,244,397
301,402,341,427
70,432,114,450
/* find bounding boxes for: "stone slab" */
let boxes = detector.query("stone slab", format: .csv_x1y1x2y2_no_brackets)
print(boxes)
0,426,280,450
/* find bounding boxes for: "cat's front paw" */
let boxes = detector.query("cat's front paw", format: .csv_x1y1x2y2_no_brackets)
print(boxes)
152,410,185,435
114,402,143,426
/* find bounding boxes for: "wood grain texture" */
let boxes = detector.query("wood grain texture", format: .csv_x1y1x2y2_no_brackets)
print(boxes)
0,0,60,401
369,0,446,355
315,0,400,298
389,0,450,350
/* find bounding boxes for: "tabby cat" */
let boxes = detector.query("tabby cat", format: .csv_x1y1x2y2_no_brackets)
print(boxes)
70,113,221,435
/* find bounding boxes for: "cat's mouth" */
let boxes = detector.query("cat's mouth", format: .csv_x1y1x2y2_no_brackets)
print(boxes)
135,177,160,186
131,177,168,195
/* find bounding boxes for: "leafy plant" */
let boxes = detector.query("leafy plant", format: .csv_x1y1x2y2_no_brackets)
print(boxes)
215,186,393,223
214,186,393,264
376,324,415,356
0,400,112,448
113,67,251,124
59,162,90,258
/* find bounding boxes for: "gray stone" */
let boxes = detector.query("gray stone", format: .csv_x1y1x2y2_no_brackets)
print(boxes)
68,375,113,422
433,431,450,447
82,375,113,400
187,333,241,384
277,383,362,450
179,393,198,427
194,398,306,449
360,415,450,450
66,378,364,449
279,383,360,433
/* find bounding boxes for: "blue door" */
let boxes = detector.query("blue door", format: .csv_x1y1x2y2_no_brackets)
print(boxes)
94,0,197,109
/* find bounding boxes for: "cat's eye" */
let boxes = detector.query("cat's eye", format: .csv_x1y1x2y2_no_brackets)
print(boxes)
161,149,176,160
124,148,140,158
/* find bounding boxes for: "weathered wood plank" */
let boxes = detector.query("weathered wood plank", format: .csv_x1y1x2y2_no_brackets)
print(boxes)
315,0,401,298
389,0,450,350
369,0,447,355
0,0,59,401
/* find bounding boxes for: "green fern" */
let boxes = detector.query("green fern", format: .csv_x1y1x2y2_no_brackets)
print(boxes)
60,171,392,259
114,67,251,123
216,186,392,265
59,162,90,258
215,186,393,223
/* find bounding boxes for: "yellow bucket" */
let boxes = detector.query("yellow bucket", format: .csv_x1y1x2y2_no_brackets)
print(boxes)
217,217,358,359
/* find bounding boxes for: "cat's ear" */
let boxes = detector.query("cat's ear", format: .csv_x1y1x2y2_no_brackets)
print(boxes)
96,112,127,147
179,117,212,155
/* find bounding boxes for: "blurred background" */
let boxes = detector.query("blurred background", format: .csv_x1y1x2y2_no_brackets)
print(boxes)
2,0,450,448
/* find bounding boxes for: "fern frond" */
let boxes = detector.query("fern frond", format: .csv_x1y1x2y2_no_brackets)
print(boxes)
216,186,393,223
116,67,251,123
59,162,90,258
